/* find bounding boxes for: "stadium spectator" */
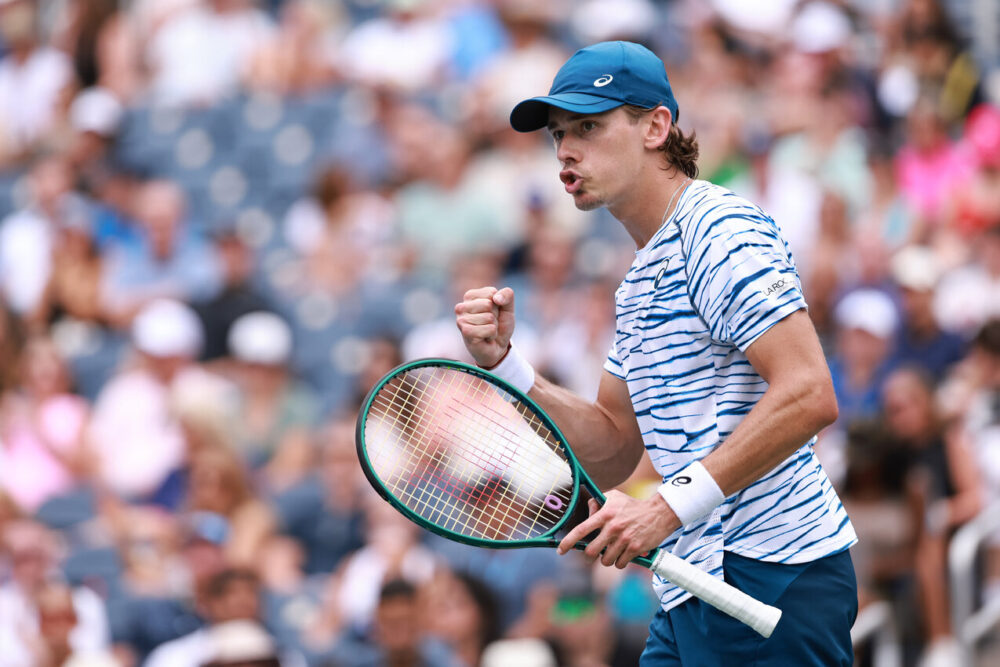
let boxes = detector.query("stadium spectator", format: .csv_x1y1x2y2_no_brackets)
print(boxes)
86,298,218,499
64,86,124,174
245,0,344,95
0,336,90,513
271,416,366,576
881,366,984,665
33,196,105,326
420,569,501,667
800,191,856,338
144,567,301,667
193,229,273,361
895,95,974,240
886,245,966,380
23,582,118,667
99,180,223,327
934,224,1000,335
319,577,462,667
840,420,925,664
393,118,519,279
0,520,110,667
942,320,1000,600
144,0,276,107
282,164,398,296
337,0,452,93
182,444,277,568
315,494,438,639
222,310,320,470
0,0,74,167
828,288,900,427
946,103,1000,240
0,156,80,321
107,510,229,663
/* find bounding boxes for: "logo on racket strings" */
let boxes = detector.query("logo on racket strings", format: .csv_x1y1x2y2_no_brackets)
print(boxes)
544,495,565,510
670,475,691,487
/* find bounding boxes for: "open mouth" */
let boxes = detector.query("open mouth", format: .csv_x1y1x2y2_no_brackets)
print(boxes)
560,170,583,194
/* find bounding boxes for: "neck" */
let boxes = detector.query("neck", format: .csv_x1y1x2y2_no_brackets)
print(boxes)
609,170,692,249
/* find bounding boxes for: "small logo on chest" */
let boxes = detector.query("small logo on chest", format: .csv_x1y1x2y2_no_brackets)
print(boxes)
654,257,670,288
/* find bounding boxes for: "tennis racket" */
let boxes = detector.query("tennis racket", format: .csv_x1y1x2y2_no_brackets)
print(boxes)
355,358,782,638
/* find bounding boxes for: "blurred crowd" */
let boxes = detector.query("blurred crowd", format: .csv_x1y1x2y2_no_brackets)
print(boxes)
0,0,998,666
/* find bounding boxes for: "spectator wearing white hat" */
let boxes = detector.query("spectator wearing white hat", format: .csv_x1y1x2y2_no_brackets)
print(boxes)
886,245,966,380
226,311,319,473
828,288,900,427
86,298,228,499
65,86,123,173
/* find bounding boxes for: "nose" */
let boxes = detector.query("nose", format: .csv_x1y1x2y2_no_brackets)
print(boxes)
556,136,578,166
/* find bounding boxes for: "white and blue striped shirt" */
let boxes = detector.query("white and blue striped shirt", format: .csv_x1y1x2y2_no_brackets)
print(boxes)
605,181,856,612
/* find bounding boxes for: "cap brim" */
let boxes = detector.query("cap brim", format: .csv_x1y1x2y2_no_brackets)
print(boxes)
510,93,624,132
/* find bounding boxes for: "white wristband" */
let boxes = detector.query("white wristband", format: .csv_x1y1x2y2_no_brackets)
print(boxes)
657,461,725,526
483,344,535,395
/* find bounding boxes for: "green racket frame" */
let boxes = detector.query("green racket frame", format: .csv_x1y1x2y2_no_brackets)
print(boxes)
355,357,658,567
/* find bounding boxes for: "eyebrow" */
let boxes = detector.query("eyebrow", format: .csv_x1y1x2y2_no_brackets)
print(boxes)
546,113,592,132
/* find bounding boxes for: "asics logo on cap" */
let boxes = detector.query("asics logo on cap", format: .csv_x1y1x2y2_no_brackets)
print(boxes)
593,74,613,87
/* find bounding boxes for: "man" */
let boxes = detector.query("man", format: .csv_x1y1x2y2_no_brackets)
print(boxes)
0,0,73,167
144,567,303,667
321,579,462,667
454,41,858,665
0,521,111,667
99,180,223,328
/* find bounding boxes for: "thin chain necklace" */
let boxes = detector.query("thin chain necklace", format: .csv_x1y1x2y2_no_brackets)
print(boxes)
660,177,692,227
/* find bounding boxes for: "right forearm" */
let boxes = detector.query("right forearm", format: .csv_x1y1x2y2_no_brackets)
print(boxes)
528,374,644,490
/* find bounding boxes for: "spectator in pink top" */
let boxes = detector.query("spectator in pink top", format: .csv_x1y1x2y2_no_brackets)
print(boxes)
895,97,975,235
0,336,90,513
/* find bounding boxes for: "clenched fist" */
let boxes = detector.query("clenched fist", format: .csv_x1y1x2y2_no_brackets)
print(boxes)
454,286,516,368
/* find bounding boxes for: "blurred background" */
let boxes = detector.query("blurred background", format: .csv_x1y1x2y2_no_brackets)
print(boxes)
0,0,998,665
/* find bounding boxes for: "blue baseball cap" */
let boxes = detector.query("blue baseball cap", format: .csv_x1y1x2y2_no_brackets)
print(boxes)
510,41,679,133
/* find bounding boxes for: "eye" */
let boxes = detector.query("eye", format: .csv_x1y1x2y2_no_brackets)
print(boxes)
580,120,597,133
551,129,564,141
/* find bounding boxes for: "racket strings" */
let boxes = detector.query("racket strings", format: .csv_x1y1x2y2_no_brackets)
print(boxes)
370,375,503,537
370,371,566,540
365,367,574,541
371,371,567,510
370,372,545,540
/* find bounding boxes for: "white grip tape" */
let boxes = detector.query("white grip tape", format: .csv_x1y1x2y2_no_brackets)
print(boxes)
485,344,535,395
657,461,725,526
650,549,782,637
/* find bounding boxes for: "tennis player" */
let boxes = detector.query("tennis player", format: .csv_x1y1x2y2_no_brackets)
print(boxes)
454,41,858,665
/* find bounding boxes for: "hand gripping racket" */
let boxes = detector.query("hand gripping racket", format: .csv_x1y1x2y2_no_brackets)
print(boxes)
355,359,782,637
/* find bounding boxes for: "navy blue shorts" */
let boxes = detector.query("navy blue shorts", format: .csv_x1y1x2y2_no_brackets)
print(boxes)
639,549,858,666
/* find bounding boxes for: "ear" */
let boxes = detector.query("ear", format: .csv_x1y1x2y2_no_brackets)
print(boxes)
643,107,672,150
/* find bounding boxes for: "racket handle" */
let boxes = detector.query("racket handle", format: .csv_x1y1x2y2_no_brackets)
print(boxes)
649,550,782,638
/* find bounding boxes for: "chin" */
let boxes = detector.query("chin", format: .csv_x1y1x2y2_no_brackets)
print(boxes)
572,192,603,212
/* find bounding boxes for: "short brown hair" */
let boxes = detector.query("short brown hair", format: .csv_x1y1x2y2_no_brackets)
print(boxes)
623,106,699,179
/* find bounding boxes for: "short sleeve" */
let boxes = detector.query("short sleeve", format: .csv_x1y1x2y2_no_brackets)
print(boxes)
682,203,807,352
603,340,625,379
